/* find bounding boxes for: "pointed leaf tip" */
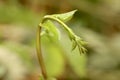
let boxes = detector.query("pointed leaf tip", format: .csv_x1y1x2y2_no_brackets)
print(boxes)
52,10,77,22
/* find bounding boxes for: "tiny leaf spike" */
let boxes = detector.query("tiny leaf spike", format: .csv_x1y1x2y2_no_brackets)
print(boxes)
37,10,87,80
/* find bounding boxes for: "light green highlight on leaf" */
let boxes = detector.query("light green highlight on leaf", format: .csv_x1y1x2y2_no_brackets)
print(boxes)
51,10,77,22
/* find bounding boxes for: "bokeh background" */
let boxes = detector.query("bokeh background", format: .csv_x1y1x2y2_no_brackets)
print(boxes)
0,0,120,80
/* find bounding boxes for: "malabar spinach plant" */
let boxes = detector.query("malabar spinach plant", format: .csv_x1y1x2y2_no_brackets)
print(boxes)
36,10,87,80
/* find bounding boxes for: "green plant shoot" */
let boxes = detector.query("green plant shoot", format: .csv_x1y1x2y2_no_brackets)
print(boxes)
36,10,87,80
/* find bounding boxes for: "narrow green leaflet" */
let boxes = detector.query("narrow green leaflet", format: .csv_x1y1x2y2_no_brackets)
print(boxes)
42,20,59,40
72,40,77,51
71,35,87,54
51,10,77,22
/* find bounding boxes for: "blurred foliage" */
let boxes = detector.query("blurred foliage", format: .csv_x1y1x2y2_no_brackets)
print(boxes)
0,4,43,27
0,0,120,80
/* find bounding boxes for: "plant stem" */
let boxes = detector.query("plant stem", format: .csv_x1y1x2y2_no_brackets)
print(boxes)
36,24,47,79
42,16,75,40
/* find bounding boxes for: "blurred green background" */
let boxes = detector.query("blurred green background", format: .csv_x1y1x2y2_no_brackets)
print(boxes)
0,0,120,80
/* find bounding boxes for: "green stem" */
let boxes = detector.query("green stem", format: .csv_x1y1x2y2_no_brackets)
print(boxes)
37,16,74,79
36,24,47,80
42,15,75,40
36,14,85,79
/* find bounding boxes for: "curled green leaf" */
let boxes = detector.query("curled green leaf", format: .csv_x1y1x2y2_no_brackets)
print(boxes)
51,10,77,22
42,20,59,40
